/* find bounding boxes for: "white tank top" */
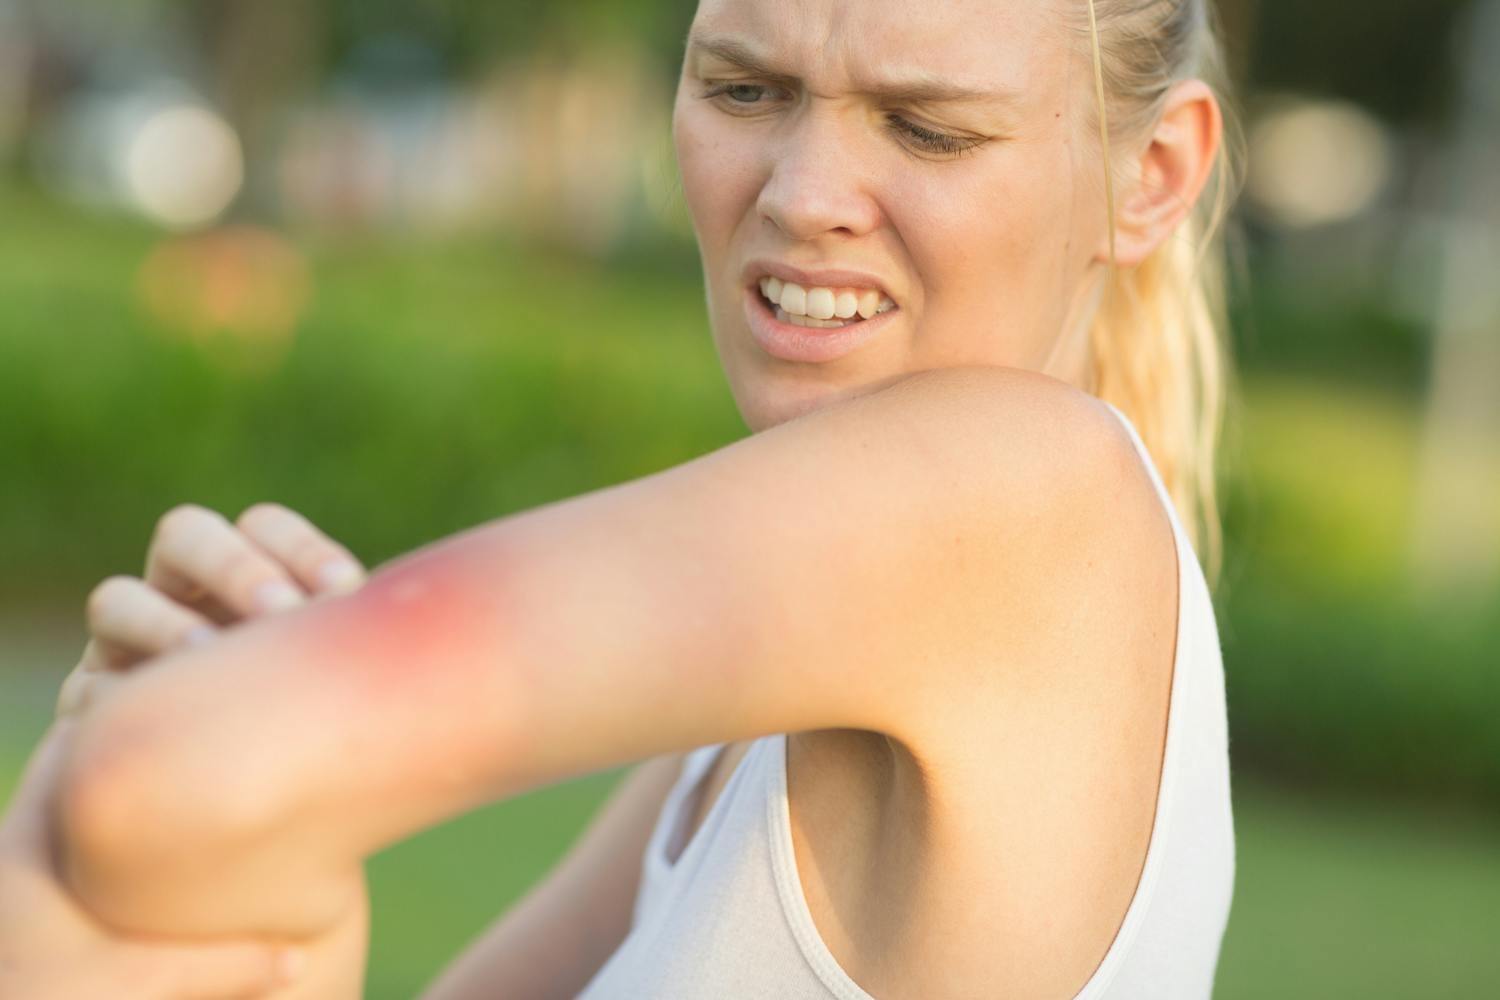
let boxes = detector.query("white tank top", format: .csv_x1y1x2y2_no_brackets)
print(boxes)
576,401,1236,999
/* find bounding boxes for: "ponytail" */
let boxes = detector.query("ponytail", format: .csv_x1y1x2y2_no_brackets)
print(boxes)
1082,0,1242,587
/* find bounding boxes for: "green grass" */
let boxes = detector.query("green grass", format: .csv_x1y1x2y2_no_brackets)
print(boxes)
2,687,1496,999
366,772,1500,999
4,626,1497,998
1214,781,1500,999
4,645,1498,998
364,770,621,997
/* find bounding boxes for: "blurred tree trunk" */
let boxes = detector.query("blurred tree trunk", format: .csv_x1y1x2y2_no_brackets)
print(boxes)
1411,0,1500,599
185,0,326,210
1214,0,1259,90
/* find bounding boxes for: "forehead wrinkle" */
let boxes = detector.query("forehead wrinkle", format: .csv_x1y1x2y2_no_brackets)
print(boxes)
687,31,1024,110
687,34,789,79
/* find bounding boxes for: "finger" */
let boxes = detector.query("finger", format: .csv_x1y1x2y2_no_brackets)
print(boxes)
74,637,114,673
0,721,75,856
54,665,125,720
145,504,309,619
236,502,366,598
150,564,244,628
55,666,95,718
86,575,217,668
117,939,304,1000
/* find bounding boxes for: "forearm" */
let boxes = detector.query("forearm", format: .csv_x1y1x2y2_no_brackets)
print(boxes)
52,487,673,940
51,524,528,938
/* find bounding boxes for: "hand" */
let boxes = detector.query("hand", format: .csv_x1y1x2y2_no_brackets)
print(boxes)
57,501,367,719
0,722,307,998
33,501,373,996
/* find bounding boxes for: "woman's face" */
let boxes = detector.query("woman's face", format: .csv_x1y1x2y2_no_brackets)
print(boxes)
674,0,1112,429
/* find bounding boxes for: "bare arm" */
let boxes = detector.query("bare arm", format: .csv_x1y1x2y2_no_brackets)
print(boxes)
418,752,683,1000
53,365,1140,938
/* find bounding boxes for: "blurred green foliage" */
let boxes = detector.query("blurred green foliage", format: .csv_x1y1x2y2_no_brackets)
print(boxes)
2,182,1497,802
1219,377,1500,801
0,183,742,600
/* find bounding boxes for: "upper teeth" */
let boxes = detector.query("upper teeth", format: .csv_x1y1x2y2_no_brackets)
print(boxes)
759,277,895,320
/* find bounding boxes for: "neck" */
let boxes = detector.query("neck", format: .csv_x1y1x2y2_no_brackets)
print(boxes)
1040,266,1108,392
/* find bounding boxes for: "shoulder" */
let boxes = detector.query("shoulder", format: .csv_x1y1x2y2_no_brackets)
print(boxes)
835,365,1150,526
854,365,1171,611
765,364,1177,738
906,364,1169,549
846,367,1182,728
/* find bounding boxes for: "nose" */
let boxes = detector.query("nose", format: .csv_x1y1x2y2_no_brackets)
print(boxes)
756,109,883,241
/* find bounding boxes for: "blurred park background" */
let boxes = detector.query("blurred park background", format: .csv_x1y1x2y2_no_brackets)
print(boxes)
1,0,1497,996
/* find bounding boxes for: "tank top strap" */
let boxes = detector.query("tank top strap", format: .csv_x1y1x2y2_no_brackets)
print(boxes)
635,742,731,923
1098,400,1193,552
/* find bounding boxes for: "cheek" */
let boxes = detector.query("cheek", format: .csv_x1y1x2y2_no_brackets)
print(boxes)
892,147,1080,325
674,103,764,253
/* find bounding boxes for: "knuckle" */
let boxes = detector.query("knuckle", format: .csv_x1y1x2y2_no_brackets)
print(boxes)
292,536,339,571
155,502,220,544
216,545,276,597
86,575,137,621
236,500,290,533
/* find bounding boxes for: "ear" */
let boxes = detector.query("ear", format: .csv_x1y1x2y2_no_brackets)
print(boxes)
1105,79,1223,268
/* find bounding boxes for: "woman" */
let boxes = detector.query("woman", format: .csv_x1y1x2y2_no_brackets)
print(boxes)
0,0,1237,995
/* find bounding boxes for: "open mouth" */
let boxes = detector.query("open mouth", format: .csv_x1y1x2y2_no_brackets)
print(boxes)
756,276,897,330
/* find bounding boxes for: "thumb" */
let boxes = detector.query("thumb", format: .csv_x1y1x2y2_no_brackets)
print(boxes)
126,938,304,999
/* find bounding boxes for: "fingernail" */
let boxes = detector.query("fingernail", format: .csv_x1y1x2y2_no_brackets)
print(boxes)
276,947,307,985
317,559,365,595
184,625,217,647
254,580,305,613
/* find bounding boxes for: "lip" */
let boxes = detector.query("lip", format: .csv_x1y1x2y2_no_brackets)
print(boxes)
742,285,898,364
741,259,895,302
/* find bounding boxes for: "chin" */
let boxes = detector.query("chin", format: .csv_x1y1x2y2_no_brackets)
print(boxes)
722,357,903,434
707,300,913,433
739,387,826,432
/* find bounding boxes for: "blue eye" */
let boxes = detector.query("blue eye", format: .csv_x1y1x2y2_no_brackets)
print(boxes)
702,82,774,107
721,84,765,104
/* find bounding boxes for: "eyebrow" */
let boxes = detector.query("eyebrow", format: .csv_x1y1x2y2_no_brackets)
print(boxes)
688,33,1022,107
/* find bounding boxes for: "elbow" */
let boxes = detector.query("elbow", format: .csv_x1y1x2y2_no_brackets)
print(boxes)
53,695,276,935
52,717,172,931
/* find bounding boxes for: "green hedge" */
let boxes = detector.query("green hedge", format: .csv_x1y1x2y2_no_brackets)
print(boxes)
2,186,1495,800
0,186,744,599
1216,378,1500,801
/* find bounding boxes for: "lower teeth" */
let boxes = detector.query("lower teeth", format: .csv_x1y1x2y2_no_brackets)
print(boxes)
771,304,862,329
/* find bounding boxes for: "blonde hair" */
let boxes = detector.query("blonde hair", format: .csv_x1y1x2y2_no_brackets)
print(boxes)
1081,0,1243,588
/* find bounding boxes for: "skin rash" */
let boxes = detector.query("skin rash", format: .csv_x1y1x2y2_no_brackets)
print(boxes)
306,542,506,696
235,531,559,821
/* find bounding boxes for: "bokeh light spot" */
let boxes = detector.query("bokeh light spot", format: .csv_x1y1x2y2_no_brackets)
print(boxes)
125,104,245,230
1247,97,1393,229
136,224,312,373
